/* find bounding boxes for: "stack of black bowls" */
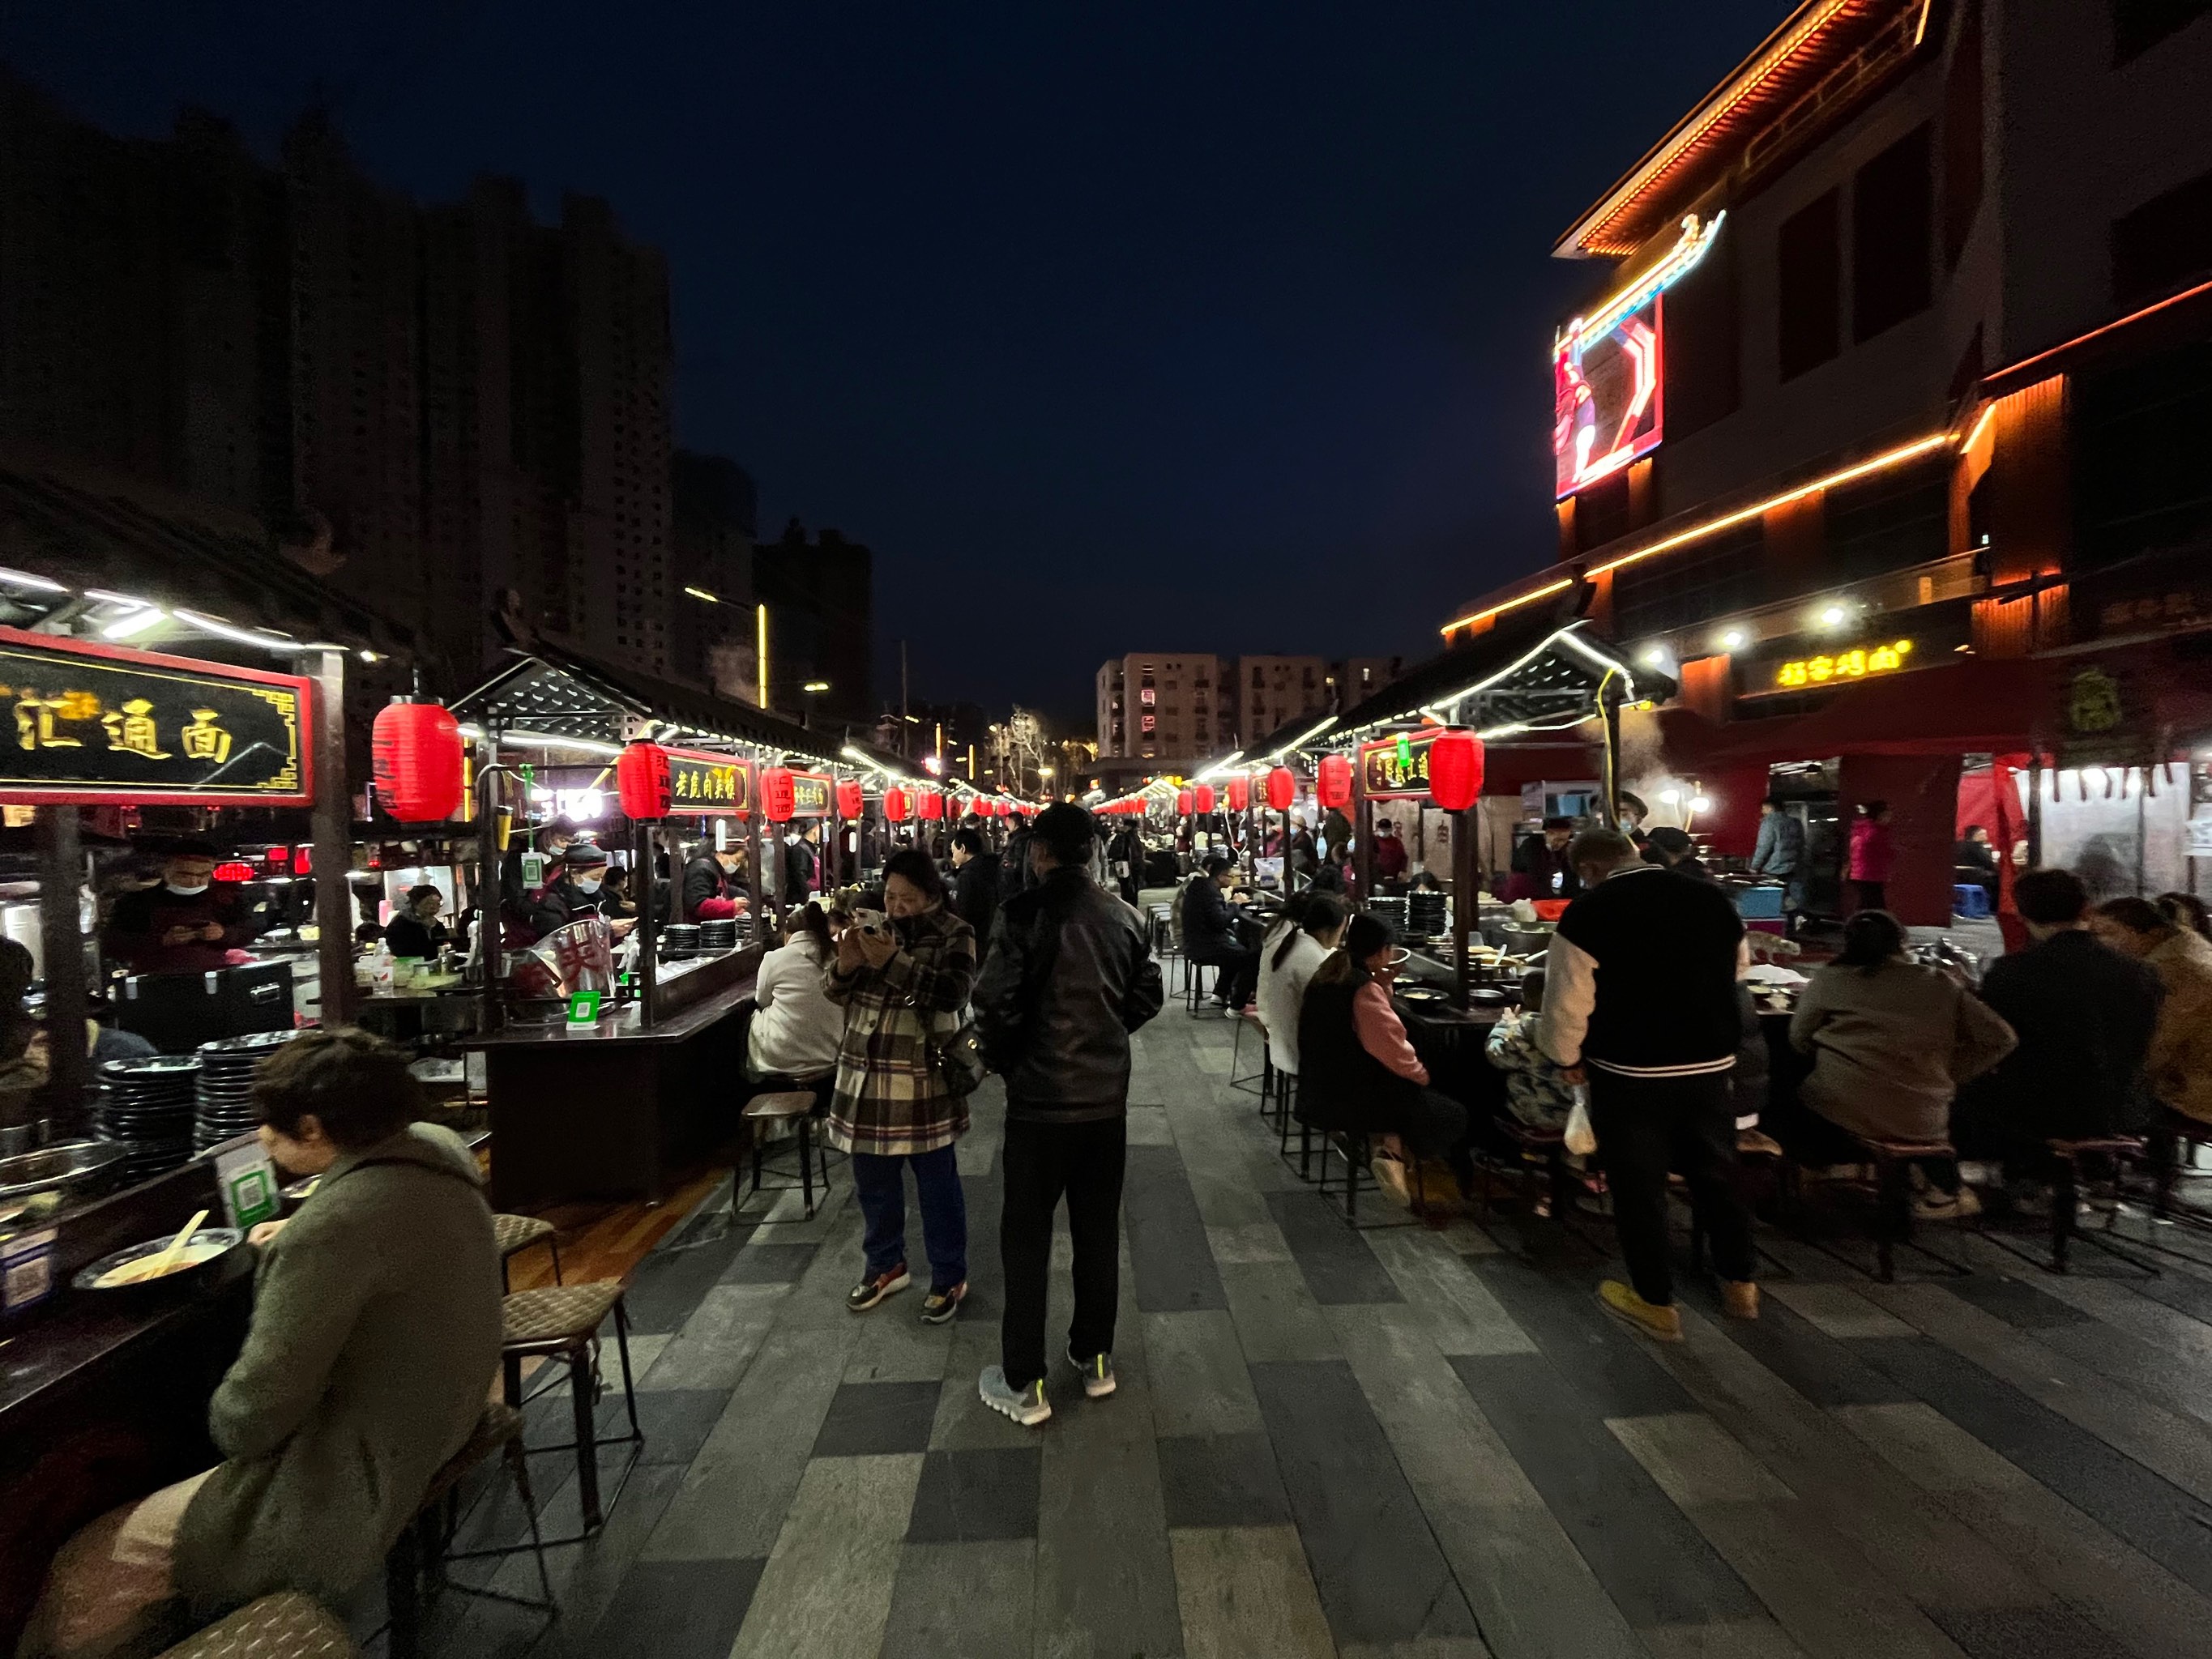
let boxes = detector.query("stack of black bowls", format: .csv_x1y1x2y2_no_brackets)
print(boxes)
96,1056,203,1179
698,919,739,955
194,1030,296,1152
1407,890,1449,940
660,923,701,962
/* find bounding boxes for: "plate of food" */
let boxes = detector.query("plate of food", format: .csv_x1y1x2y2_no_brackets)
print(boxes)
73,1218,243,1294
1396,985,1450,1005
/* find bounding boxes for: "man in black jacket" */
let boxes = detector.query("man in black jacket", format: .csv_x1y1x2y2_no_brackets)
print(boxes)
973,804,1164,1427
1182,854,1259,1009
783,822,822,901
1541,828,1755,1342
1954,866,2162,1195
950,828,1001,954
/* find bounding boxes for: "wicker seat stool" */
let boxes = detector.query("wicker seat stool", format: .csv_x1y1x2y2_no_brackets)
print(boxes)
499,1282,643,1538
382,1400,554,1658
155,1593,357,1658
491,1212,562,1290
2046,1136,2150,1273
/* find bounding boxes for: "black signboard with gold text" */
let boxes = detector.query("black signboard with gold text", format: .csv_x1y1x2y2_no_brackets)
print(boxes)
1360,731,1439,800
666,748,754,815
789,771,832,817
0,627,312,806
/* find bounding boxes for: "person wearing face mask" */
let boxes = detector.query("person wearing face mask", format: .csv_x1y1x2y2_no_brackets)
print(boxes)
533,842,634,938
103,839,259,975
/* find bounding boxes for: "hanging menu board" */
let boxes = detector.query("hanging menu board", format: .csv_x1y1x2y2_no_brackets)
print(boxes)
1359,731,1439,800
666,747,754,815
0,628,312,806
789,771,833,817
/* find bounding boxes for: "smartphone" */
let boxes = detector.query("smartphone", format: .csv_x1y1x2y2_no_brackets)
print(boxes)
853,907,890,936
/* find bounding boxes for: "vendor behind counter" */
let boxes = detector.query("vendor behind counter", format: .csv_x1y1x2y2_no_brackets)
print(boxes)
100,841,261,976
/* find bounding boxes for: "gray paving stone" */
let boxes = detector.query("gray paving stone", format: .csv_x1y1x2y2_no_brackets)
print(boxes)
1172,1524,1339,1658
585,1557,765,1659
812,1378,944,1456
903,1445,1042,1543
722,1240,821,1284
728,1452,924,1659
1250,1358,1480,1646
1142,1309,1266,1437
878,1538,1034,1659
1125,1142,1231,1312
1265,1187,1405,1304
1156,1431,1292,1529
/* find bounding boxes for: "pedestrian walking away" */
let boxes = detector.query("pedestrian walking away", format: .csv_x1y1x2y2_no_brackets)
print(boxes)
1540,827,1757,1341
972,802,1164,1427
823,848,980,1324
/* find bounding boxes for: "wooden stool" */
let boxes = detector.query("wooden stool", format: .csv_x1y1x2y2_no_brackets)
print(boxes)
492,1212,562,1291
2153,1108,2212,1222
1851,1135,1956,1283
740,1090,833,1220
156,1593,357,1658
500,1282,643,1537
1319,1129,1427,1230
2046,1136,2147,1273
382,1401,554,1659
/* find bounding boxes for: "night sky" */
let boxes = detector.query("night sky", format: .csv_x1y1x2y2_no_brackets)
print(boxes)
0,2,1789,728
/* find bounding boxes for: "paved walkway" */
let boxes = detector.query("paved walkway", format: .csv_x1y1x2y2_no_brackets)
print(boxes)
424,1009,2212,1659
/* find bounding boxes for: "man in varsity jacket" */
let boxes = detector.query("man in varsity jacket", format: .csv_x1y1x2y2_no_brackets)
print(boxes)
1539,827,1759,1341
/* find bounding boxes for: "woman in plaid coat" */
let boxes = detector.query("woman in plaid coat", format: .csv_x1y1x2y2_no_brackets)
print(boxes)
825,848,980,1321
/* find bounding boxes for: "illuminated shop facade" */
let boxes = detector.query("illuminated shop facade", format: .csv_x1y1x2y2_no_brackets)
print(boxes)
1447,0,2212,921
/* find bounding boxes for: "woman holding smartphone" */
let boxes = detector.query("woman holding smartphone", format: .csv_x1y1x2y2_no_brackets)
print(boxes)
824,849,980,1324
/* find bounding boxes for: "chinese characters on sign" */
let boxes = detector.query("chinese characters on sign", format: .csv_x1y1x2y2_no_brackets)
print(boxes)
1774,639,1914,689
0,629,310,805
1359,731,1440,800
788,772,833,817
664,749,753,816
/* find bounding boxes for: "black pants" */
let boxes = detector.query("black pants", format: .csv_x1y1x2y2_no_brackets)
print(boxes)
1198,947,1258,1009
1587,1068,1754,1305
1000,1113,1127,1390
1851,880,1886,911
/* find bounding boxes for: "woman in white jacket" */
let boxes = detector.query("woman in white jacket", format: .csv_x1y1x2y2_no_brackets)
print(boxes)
747,903,847,1081
1254,893,1348,1081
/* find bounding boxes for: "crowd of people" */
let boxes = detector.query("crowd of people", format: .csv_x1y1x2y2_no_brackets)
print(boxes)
23,787,2212,1652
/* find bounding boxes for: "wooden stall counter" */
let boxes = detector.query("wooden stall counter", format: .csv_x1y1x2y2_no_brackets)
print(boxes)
463,943,764,1211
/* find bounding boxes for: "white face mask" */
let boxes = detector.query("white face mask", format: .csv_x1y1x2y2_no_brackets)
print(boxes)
573,875,603,894
167,881,211,897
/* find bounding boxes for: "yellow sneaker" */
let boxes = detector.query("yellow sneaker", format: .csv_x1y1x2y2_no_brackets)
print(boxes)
1598,1279,1684,1343
1719,1279,1760,1321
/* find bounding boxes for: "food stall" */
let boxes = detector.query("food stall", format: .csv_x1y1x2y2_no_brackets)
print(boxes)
450,641,895,1207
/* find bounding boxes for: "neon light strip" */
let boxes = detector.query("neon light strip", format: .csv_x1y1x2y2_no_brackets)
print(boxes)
1442,432,1953,638
1984,275,2212,390
1440,578,1572,638
1557,213,1725,352
1565,0,1858,254
1960,402,1996,454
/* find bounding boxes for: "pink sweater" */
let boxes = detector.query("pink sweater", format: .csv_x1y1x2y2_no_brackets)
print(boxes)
1353,981,1429,1085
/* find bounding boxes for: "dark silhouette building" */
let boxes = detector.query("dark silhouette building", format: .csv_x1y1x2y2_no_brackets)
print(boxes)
755,518,872,723
672,450,758,699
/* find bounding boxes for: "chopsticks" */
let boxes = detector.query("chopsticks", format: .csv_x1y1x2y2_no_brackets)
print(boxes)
149,1208,210,1278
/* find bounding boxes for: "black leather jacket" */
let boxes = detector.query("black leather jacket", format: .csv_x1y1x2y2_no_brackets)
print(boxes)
975,867,1164,1120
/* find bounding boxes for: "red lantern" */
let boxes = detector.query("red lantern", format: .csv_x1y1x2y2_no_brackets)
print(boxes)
884,786,912,822
370,699,464,823
293,844,312,876
835,778,864,818
1265,766,1296,812
759,766,796,822
999,800,1015,818
1427,730,1484,812
1317,753,1352,810
1226,776,1249,812
616,741,673,819
1176,788,1194,815
920,790,944,821
1194,783,1215,815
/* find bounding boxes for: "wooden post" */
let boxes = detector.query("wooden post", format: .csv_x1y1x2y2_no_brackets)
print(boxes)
745,804,767,942
1353,755,1375,903
476,727,505,1035
304,649,354,1026
1452,806,1475,1012
632,815,657,1029
2026,754,2044,869
1601,693,1625,829
36,804,89,1132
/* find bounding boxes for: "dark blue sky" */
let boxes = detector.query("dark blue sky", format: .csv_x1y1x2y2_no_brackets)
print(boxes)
0,1,1787,727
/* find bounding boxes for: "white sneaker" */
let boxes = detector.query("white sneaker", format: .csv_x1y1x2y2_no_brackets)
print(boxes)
979,1366,1052,1427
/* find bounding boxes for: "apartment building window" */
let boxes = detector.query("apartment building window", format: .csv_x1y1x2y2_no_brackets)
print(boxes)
1778,190,1842,380
1139,687,1155,706
2111,166,2212,305
1853,125,1933,342
1663,213,1740,438
2114,0,2212,62
2073,341,2212,569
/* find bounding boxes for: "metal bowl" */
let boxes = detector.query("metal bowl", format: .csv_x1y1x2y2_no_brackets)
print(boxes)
0,1139,129,1203
72,1227,245,1294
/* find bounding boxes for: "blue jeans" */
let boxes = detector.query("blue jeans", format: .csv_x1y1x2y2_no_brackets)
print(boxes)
851,1145,967,1290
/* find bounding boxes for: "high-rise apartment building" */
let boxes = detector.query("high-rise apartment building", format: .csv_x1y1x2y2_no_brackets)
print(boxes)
754,519,873,723
1094,654,1232,764
1233,655,1331,748
672,450,757,698
1332,655,1406,710
0,75,695,694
